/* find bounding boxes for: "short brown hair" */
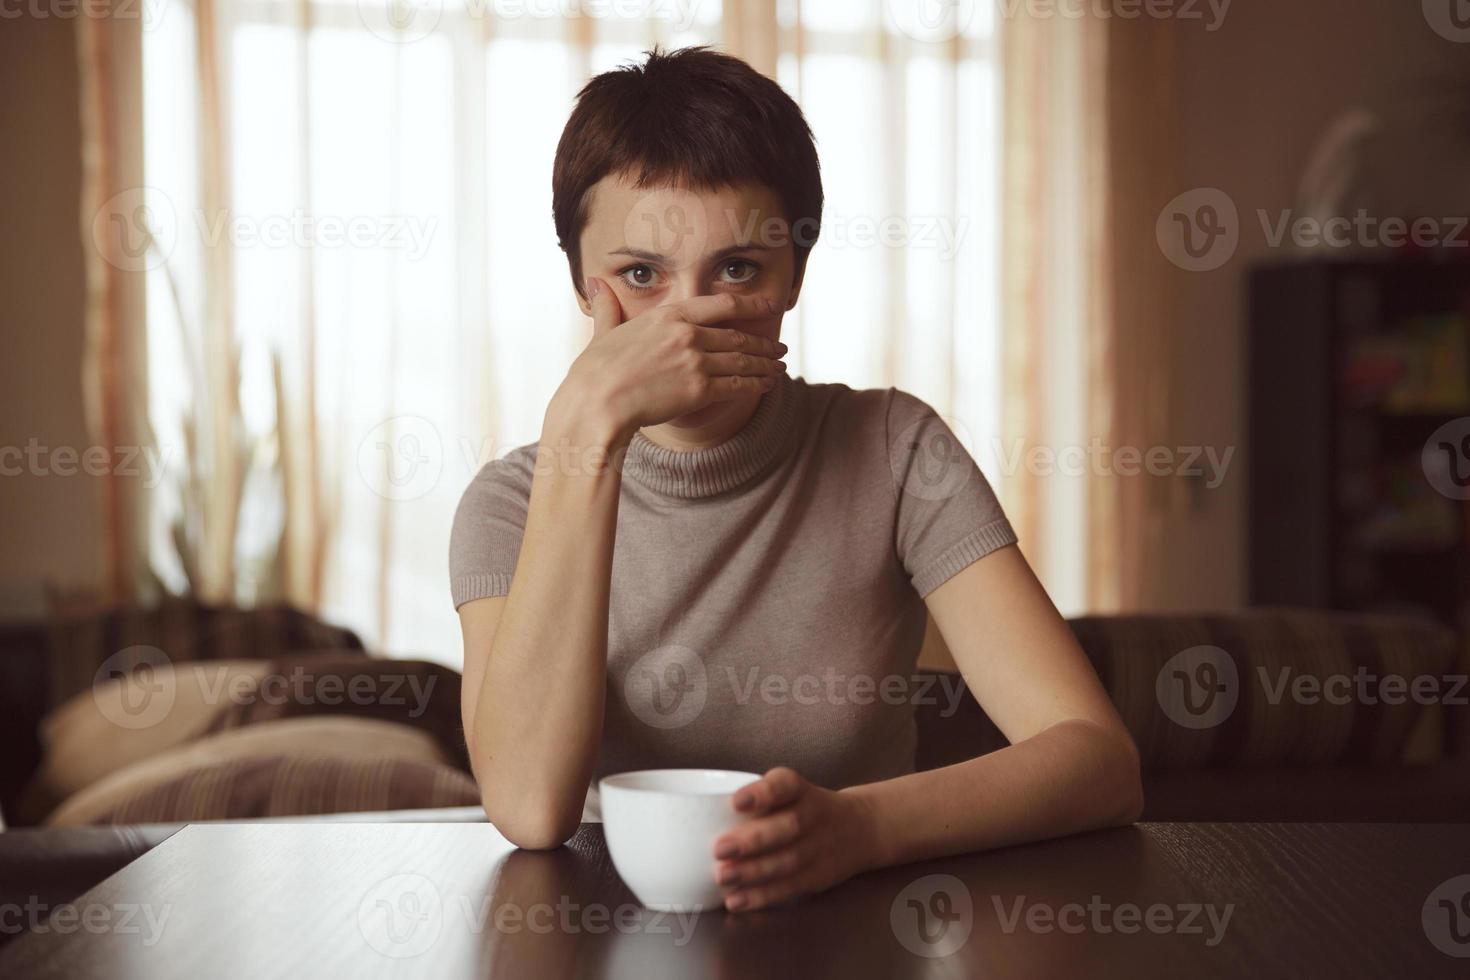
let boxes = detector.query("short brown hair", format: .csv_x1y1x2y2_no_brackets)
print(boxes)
552,46,823,296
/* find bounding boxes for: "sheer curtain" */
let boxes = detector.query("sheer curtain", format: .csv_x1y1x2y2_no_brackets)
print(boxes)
79,1,1167,668
999,9,1177,614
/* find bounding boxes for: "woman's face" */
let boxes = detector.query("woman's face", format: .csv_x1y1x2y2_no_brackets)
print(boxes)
576,173,803,429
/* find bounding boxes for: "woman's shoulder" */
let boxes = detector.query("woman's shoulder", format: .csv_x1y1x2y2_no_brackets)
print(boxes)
793,377,942,438
470,441,538,483
453,442,539,518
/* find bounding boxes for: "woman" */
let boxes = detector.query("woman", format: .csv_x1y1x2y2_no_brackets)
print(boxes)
450,46,1142,914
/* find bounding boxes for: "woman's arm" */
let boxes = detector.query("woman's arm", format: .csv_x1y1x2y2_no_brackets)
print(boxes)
459,284,786,849
711,544,1143,910
858,543,1143,863
458,401,626,849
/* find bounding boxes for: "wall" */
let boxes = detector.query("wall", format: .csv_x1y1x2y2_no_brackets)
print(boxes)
0,14,102,614
1162,0,1470,609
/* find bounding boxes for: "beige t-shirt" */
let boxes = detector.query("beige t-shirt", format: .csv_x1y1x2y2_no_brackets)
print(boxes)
449,374,1016,808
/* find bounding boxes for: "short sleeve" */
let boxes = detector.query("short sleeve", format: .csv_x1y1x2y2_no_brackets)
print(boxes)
448,445,536,608
886,389,1017,597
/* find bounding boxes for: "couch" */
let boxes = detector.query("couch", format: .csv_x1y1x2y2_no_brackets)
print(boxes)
0,600,477,828
0,600,1464,939
918,609,1469,820
4,600,1465,829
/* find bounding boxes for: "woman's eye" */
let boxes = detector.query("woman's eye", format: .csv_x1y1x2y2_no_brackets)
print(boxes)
619,265,658,290
720,260,759,284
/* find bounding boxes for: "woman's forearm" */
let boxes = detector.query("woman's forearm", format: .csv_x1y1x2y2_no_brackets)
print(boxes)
845,719,1143,871
472,396,630,848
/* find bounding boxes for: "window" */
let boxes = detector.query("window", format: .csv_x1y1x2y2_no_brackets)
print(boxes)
139,0,1001,664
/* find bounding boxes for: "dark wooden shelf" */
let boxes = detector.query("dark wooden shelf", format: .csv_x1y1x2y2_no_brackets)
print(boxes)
1248,259,1470,631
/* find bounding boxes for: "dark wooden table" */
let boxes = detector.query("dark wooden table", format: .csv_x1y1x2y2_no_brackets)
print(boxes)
2,821,1468,977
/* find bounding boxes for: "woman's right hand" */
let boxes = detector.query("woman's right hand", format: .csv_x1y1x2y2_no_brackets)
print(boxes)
551,277,788,444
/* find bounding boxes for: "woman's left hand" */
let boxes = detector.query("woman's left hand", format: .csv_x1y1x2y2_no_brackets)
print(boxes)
711,767,884,912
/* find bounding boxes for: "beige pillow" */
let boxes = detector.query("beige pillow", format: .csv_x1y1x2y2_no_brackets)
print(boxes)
20,661,273,822
46,716,453,826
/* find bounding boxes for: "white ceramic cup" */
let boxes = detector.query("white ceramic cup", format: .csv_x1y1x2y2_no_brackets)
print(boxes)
599,768,761,912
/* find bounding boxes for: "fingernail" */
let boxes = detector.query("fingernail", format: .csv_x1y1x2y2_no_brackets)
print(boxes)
715,840,739,860
586,277,602,299
776,341,789,354
775,360,787,373
726,892,748,911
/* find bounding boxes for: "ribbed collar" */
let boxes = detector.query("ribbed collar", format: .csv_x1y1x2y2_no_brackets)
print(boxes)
622,374,800,499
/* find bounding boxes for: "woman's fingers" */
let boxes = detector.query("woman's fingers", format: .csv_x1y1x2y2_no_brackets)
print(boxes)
715,806,802,861
687,324,785,406
585,277,624,335
734,767,806,814
707,770,844,913
675,292,778,326
716,843,803,888
694,324,786,358
702,351,787,378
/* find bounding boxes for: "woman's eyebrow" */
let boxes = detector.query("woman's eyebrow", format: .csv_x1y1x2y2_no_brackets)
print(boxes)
607,243,779,263
707,243,779,261
609,247,669,263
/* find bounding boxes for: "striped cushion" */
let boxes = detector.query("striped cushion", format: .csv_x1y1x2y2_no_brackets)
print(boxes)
915,610,1461,771
44,599,365,710
203,655,471,774
1072,610,1460,768
58,753,479,825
